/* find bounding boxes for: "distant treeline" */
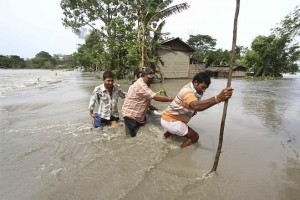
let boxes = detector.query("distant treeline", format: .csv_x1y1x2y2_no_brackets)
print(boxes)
0,51,77,69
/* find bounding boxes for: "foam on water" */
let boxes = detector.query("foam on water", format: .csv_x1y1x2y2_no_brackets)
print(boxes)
0,69,73,97
2,120,215,200
1,120,178,199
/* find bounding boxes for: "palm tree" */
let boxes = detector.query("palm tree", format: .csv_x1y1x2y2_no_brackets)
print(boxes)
139,0,190,69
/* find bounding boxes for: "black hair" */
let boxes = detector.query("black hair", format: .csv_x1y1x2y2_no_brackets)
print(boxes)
192,72,211,86
135,71,144,78
103,71,114,80
140,71,146,77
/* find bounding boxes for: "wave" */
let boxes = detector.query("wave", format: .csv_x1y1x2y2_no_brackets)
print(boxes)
0,69,75,97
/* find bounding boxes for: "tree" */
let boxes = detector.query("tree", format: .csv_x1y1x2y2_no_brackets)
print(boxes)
243,34,299,77
10,55,26,68
53,54,64,66
203,49,230,66
108,17,140,76
187,34,217,53
25,51,56,68
73,29,107,71
241,6,300,77
61,0,189,74
61,0,134,70
187,34,217,63
138,0,189,69
0,55,26,68
35,51,52,60
272,6,300,41
187,34,246,67
234,45,248,63
0,55,10,68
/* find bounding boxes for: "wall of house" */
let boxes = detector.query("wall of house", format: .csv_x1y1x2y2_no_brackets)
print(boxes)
158,50,190,78
188,63,205,78
218,72,228,78
232,70,246,77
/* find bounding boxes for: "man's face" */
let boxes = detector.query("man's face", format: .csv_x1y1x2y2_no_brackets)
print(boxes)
194,81,209,95
103,77,114,89
145,75,154,85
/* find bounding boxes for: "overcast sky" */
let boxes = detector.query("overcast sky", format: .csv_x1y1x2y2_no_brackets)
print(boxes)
0,0,299,59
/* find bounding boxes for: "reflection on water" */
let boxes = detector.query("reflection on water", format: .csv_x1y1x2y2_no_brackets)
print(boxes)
240,80,289,134
0,70,299,200
278,158,300,200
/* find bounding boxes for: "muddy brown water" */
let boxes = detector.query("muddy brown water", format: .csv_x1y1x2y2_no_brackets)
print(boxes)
0,69,299,200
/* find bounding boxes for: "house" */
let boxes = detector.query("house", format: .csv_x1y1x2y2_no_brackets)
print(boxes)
205,65,247,78
158,37,204,78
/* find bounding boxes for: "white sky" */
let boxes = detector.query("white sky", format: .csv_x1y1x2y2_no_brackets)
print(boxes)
0,0,299,59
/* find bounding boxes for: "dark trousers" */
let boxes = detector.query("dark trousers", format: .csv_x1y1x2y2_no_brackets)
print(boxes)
123,117,143,137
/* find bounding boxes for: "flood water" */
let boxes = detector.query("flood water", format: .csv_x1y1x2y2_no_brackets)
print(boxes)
0,69,299,200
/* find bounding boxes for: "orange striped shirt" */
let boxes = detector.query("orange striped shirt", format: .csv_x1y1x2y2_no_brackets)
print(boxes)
161,82,202,124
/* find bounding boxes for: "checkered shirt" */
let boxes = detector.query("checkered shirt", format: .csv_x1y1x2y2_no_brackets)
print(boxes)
122,78,156,123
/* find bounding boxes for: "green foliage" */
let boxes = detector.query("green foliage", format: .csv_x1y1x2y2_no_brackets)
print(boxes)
0,55,26,68
26,51,56,68
20,51,76,69
186,35,247,67
35,51,52,60
239,6,300,77
187,6,299,77
72,18,139,74
205,49,230,66
242,34,299,77
61,0,135,70
112,68,125,79
187,34,216,55
73,30,106,71
272,6,300,41
138,0,190,68
61,0,189,75
0,52,75,69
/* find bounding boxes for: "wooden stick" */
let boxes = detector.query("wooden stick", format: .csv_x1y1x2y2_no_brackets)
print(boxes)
210,0,240,173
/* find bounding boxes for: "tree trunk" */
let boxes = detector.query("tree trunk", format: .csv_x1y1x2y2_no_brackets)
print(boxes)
210,0,240,173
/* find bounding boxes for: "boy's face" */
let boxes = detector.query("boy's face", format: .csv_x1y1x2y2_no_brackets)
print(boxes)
103,77,114,89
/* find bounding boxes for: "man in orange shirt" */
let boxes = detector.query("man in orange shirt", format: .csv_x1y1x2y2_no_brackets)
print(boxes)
161,72,234,148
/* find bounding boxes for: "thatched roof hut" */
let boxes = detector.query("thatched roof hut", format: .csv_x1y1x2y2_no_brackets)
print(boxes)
205,65,247,78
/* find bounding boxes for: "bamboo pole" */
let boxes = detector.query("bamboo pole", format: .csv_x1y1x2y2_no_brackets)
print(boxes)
210,0,240,173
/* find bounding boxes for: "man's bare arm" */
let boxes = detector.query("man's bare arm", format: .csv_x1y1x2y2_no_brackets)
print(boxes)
190,87,234,111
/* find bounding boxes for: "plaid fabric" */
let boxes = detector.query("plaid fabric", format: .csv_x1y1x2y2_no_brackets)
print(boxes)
88,84,125,120
161,82,202,123
122,78,156,123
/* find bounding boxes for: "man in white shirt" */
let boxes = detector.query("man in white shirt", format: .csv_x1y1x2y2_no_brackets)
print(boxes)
89,71,126,126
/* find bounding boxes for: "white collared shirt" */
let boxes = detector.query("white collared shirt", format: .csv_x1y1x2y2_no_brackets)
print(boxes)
88,84,126,120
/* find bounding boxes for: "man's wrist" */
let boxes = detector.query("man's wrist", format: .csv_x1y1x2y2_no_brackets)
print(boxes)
214,95,219,104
